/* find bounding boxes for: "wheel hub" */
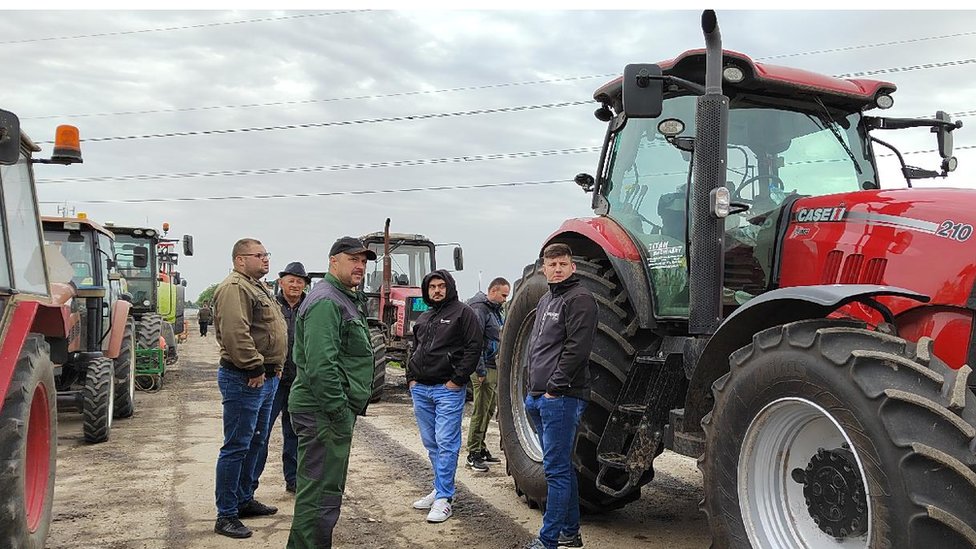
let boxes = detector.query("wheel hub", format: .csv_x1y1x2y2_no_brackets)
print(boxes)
791,446,868,539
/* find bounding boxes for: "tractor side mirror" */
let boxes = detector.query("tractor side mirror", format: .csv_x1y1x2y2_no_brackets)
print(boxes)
622,64,664,119
935,110,955,160
453,247,464,271
133,246,149,269
182,234,194,257
0,109,21,165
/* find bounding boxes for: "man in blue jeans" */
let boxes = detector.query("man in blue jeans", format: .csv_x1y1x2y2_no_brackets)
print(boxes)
406,270,482,524
212,238,288,539
523,243,598,549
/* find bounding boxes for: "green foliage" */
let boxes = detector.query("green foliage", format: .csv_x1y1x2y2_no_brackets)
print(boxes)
196,283,219,306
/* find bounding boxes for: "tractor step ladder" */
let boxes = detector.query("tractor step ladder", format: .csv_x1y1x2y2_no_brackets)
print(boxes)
595,352,683,497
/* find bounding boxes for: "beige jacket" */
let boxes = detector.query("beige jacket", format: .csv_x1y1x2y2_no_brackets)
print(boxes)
213,270,287,375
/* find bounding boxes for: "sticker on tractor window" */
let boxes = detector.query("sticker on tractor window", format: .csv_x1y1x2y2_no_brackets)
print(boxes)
794,207,847,223
647,240,685,270
936,220,974,242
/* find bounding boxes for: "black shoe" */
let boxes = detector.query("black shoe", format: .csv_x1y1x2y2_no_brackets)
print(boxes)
286,482,296,494
238,499,278,518
214,517,252,538
466,452,489,472
557,531,584,548
481,449,501,463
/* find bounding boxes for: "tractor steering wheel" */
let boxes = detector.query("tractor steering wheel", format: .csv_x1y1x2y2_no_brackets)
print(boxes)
732,174,786,203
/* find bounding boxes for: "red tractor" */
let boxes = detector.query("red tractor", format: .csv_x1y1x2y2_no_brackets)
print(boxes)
0,110,82,548
498,11,975,548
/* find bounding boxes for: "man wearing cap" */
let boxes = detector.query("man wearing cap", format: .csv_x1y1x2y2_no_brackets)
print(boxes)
253,261,310,495
212,238,288,539
287,237,377,549
407,269,482,524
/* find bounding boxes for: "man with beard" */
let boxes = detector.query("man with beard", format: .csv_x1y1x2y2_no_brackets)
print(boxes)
407,270,482,523
287,237,376,549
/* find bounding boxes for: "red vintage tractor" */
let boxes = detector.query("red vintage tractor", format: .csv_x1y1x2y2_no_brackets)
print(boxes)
498,11,975,548
0,110,82,548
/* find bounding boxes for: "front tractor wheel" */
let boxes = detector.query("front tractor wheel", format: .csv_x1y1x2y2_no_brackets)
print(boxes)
82,357,116,443
113,318,136,419
701,319,976,549
0,335,57,549
498,257,658,512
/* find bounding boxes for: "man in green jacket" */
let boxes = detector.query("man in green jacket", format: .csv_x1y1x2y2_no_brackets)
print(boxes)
287,236,377,549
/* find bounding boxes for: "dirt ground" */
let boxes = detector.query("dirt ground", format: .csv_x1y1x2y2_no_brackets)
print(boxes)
47,324,710,549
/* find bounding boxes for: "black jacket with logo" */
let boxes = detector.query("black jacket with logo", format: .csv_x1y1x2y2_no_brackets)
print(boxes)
527,274,598,400
407,270,483,387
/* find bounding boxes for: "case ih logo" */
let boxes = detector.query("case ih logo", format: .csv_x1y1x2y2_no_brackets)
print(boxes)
794,207,847,223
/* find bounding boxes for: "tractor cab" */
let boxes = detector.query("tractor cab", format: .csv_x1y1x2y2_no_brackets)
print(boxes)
360,231,437,326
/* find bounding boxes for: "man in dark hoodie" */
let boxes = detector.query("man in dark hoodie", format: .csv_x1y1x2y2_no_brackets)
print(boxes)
406,270,482,524
522,243,598,549
464,276,510,473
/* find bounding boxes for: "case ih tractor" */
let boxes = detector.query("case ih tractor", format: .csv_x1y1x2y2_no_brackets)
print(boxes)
109,223,193,391
497,11,975,548
42,214,136,441
0,109,82,548
308,219,463,401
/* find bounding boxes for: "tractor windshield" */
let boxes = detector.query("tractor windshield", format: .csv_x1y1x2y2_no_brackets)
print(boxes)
363,242,434,294
602,94,874,318
114,233,156,310
43,229,97,286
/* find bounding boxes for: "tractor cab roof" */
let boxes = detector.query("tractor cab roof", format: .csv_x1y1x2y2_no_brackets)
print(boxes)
41,216,116,240
360,231,433,245
594,49,896,112
101,224,161,239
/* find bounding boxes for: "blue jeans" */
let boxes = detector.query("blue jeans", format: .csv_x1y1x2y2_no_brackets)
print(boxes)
410,383,466,500
524,394,587,549
252,380,298,491
215,367,279,518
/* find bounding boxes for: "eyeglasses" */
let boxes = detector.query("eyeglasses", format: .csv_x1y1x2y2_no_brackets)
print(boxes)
239,252,271,259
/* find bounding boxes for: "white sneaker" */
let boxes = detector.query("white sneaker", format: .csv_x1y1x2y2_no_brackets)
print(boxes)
426,498,452,523
412,489,437,510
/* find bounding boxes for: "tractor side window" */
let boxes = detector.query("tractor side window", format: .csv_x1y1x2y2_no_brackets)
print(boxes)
1,155,48,295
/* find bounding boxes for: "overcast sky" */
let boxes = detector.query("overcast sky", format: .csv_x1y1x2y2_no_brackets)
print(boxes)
4,9,976,300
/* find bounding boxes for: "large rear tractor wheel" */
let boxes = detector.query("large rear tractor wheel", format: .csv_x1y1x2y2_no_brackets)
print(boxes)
135,313,163,350
369,326,387,403
701,319,976,549
0,334,57,549
113,318,136,419
498,257,658,512
82,357,115,443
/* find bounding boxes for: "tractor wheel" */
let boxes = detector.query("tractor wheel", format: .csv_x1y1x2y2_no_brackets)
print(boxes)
0,334,57,549
701,319,976,549
161,322,177,365
136,313,163,350
498,257,658,512
113,319,136,419
369,326,387,403
82,357,115,443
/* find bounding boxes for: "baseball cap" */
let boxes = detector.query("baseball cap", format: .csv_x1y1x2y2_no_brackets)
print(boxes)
329,236,377,260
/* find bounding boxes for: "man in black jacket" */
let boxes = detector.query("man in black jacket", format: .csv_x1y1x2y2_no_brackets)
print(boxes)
406,270,482,524
523,243,597,549
253,261,310,496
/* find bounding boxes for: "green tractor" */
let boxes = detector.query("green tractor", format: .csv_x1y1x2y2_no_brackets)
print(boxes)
109,223,193,391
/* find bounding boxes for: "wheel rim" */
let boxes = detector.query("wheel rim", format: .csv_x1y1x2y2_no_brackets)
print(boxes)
510,310,543,462
25,382,52,532
738,397,872,548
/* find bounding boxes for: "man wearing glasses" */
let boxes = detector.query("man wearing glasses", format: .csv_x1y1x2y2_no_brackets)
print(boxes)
212,238,288,539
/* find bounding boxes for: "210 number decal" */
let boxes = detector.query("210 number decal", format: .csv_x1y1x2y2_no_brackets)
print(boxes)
936,220,974,242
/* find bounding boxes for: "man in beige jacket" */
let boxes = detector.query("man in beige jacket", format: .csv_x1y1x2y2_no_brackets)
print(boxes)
212,237,288,539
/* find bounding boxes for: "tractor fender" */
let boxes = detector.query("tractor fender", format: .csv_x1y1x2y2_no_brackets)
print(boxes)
103,300,132,359
545,217,656,329
0,301,40,402
682,284,930,429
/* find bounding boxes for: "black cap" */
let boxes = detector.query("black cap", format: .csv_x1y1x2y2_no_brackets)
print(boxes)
278,261,311,283
329,236,377,260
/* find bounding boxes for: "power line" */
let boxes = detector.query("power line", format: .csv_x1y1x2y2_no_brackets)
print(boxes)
0,11,366,46
759,29,976,61
38,178,574,205
39,146,602,184
834,58,976,79
34,101,590,145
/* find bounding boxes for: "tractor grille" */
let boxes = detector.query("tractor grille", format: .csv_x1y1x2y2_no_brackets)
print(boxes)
820,251,887,284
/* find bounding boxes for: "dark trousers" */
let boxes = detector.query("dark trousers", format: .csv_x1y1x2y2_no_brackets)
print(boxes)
199,321,209,336
253,381,298,490
286,408,355,549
